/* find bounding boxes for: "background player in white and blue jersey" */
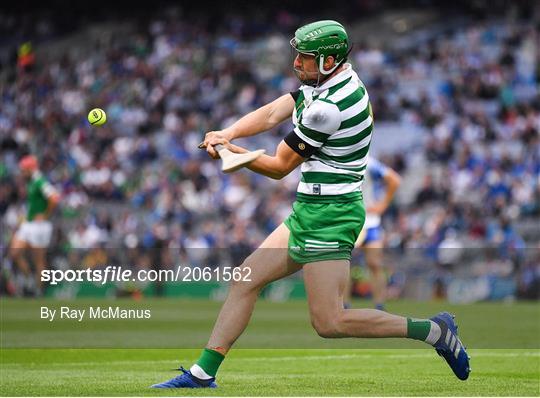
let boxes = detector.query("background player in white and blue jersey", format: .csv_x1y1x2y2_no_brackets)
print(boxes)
352,156,401,310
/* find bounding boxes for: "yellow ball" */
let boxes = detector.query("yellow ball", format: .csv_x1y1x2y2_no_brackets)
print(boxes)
88,108,107,126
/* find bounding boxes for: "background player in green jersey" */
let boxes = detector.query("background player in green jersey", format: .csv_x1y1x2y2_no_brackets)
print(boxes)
9,155,60,296
152,20,470,388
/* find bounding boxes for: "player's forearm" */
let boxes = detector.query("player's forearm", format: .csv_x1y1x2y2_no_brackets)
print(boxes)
225,106,277,140
212,139,302,179
208,141,282,177
245,141,304,180
246,154,290,179
225,95,294,140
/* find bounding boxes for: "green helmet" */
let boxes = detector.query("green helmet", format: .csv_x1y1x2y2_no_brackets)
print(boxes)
290,20,350,77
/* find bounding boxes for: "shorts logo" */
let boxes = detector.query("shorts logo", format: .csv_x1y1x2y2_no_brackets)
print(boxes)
313,184,321,195
298,143,306,151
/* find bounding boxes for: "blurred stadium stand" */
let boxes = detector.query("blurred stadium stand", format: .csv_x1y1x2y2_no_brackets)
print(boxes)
1,0,538,300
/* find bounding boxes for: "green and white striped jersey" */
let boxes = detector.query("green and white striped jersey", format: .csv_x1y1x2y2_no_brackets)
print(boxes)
291,63,373,203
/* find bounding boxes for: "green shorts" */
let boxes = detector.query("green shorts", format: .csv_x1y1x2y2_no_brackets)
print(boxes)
284,199,365,264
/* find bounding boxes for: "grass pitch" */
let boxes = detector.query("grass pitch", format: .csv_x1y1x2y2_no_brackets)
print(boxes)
1,298,539,396
1,348,539,396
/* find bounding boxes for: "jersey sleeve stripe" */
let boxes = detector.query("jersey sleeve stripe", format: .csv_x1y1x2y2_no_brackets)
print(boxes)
293,126,324,147
298,123,331,143
295,103,306,119
296,91,305,105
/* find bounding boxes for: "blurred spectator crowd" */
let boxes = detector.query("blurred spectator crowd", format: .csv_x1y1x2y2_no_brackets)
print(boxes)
1,5,539,299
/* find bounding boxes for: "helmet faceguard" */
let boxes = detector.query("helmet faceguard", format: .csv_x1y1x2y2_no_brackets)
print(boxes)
290,20,350,86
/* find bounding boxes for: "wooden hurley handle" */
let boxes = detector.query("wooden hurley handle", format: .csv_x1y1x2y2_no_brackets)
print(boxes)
198,142,227,154
197,141,264,173
198,142,226,152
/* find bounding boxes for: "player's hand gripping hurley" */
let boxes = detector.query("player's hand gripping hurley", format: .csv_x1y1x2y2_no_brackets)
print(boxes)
198,142,265,173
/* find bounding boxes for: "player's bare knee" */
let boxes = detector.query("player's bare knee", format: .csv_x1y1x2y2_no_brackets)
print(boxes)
310,312,341,338
312,320,340,338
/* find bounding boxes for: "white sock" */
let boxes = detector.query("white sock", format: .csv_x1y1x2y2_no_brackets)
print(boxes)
190,364,213,380
425,320,442,345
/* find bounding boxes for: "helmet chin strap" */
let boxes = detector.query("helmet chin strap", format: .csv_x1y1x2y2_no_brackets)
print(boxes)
318,55,340,75
316,46,353,79
305,55,342,87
